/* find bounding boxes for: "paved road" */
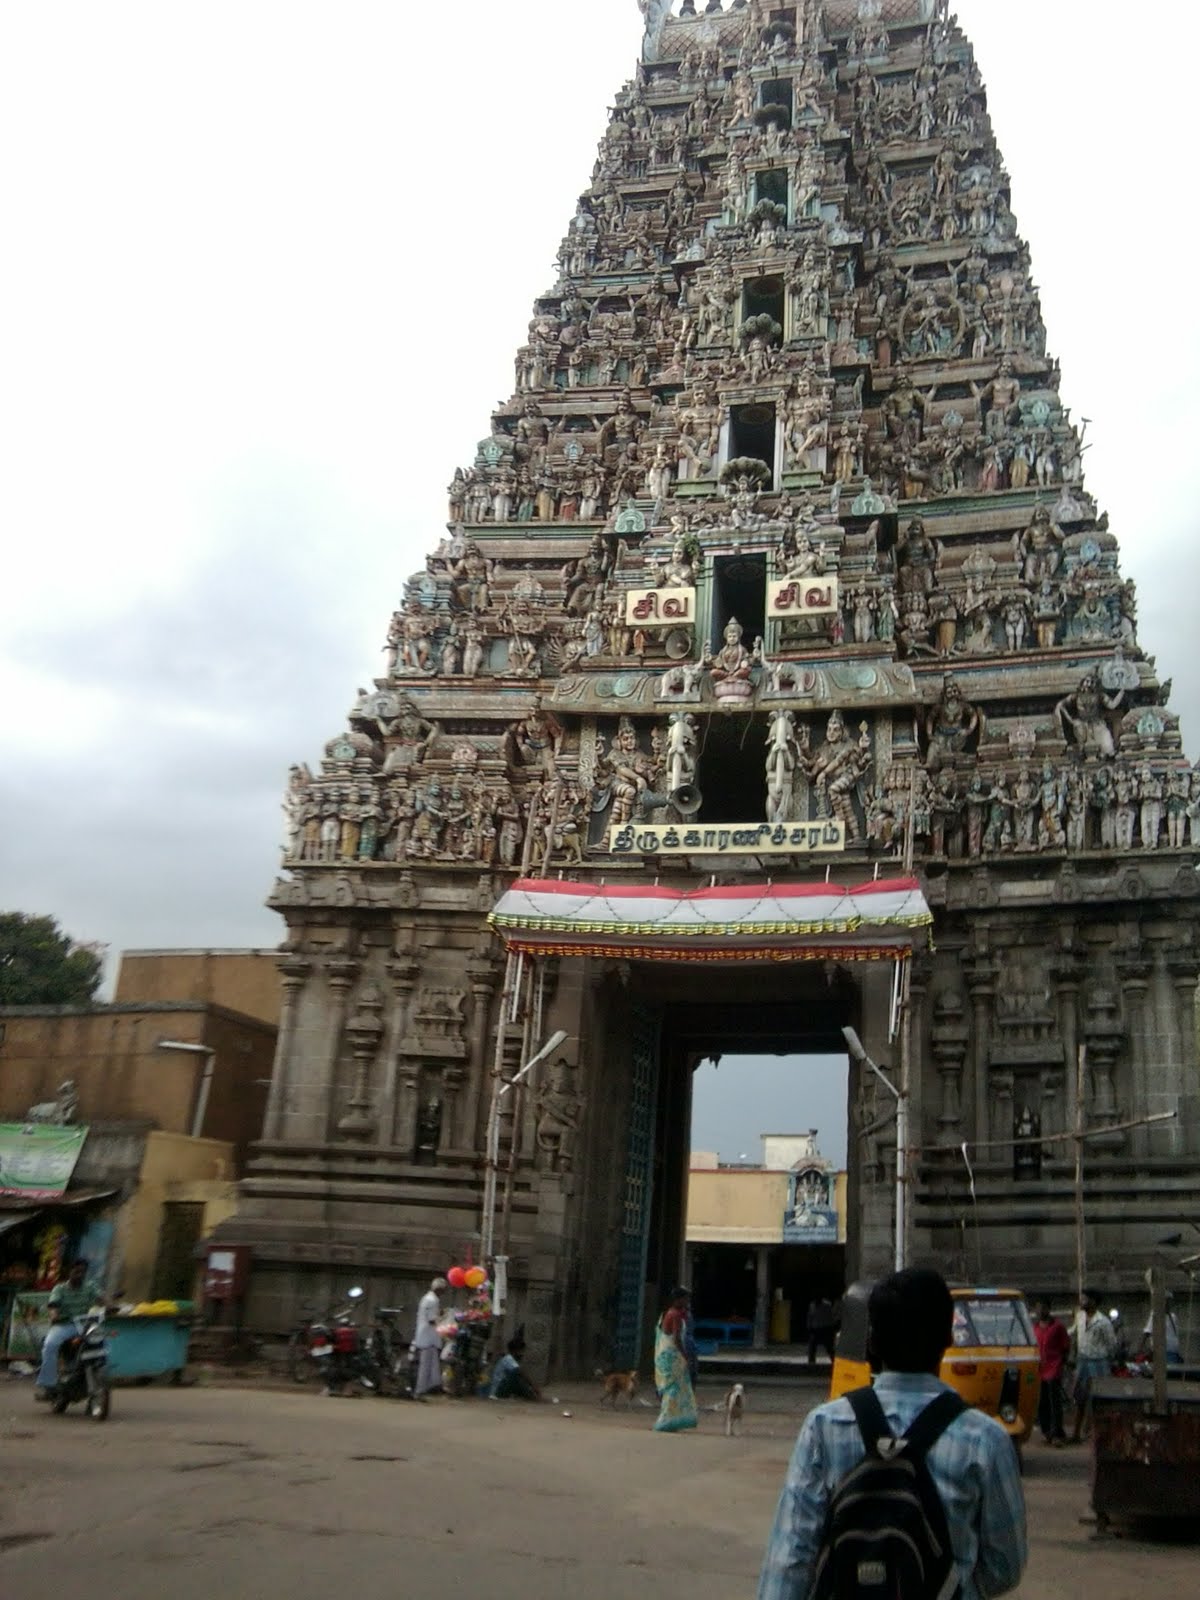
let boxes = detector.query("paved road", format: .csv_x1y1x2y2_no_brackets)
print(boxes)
2,1377,1195,1599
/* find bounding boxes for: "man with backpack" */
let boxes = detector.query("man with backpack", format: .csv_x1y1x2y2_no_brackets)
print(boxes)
757,1268,1027,1600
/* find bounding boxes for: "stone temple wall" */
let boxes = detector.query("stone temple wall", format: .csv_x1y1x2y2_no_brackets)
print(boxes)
217,0,1200,1370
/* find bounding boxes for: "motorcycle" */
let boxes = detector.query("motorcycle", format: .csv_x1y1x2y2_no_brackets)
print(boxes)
366,1305,415,1398
308,1287,380,1397
48,1307,111,1421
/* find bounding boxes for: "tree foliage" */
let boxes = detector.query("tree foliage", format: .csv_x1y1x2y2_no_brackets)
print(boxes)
0,913,104,1006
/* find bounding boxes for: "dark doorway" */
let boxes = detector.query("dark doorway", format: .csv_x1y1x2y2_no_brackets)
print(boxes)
712,551,767,651
752,169,789,212
696,713,766,821
742,276,785,329
151,1201,206,1300
760,79,794,119
729,403,777,478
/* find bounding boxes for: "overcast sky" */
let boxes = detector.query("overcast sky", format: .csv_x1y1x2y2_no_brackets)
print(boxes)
3,0,1198,1044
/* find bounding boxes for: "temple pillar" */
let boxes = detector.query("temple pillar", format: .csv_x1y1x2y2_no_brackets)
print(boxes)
1050,956,1082,1145
964,957,995,1149
321,958,359,1140
1168,957,1200,1154
753,1245,770,1351
1116,957,1152,1158
262,956,312,1141
376,953,418,1148
459,958,500,1155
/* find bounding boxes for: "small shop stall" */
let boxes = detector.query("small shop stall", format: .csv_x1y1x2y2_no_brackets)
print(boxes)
439,1265,494,1397
1,1192,118,1362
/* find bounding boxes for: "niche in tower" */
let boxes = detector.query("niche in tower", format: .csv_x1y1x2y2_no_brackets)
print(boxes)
728,402,777,480
752,167,790,213
697,711,770,823
742,274,785,335
712,551,768,654
760,78,794,120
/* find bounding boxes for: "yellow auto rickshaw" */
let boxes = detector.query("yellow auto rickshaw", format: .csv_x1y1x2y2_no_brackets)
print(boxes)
830,1282,1040,1445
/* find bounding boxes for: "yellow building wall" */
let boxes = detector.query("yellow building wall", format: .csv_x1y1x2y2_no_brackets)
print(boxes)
685,1169,789,1243
686,1167,849,1245
114,1130,237,1301
114,950,281,1028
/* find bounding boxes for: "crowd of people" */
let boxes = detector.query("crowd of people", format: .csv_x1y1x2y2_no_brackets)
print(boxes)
1035,1288,1184,1446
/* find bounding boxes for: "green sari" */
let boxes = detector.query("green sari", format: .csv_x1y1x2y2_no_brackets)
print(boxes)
653,1310,698,1433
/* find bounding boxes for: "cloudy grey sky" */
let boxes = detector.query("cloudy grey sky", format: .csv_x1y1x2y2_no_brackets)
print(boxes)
691,1054,849,1168
3,0,1198,1033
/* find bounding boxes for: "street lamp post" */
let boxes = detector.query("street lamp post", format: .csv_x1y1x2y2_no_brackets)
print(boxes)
842,1025,907,1273
156,1039,217,1139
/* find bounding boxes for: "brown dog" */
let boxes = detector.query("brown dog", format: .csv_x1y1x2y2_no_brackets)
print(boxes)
597,1368,639,1406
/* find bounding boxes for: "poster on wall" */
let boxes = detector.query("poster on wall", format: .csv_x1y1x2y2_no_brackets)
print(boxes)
6,1291,52,1360
0,1124,88,1199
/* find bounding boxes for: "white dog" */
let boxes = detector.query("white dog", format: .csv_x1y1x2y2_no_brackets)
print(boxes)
724,1382,745,1436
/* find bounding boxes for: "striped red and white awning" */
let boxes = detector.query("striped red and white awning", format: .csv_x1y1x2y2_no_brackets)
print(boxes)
488,877,932,964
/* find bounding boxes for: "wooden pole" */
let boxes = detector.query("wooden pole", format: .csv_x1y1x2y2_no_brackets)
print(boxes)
1074,1045,1087,1301
1150,1260,1168,1414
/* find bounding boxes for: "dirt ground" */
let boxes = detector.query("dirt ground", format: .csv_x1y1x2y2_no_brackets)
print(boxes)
1,1373,1195,1599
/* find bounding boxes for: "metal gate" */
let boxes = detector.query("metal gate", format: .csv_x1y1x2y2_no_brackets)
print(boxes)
613,1003,660,1368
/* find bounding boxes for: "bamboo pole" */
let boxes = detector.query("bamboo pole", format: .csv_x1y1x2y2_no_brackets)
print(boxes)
1074,1045,1087,1301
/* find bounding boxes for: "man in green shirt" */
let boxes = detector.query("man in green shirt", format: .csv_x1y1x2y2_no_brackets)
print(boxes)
36,1259,102,1396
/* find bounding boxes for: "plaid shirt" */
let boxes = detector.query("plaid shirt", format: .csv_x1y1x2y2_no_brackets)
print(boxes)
757,1373,1027,1600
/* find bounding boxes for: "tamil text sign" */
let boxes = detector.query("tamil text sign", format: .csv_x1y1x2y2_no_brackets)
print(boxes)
768,576,839,618
623,587,696,625
0,1124,88,1199
609,819,845,856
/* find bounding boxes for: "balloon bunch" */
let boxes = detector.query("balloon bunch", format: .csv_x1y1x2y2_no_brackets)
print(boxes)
447,1265,487,1290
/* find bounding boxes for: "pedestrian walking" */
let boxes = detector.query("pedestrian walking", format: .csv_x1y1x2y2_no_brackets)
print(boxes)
1136,1295,1183,1364
411,1276,447,1397
805,1295,837,1367
653,1287,698,1433
1070,1289,1116,1443
1033,1299,1069,1445
757,1267,1027,1600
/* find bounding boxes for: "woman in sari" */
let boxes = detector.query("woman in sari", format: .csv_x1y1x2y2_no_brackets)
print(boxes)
653,1287,699,1433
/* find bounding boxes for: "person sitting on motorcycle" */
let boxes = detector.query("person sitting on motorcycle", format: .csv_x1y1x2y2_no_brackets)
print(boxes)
36,1258,102,1400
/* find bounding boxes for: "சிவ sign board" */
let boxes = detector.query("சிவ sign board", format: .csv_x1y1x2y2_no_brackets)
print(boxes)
768,575,839,618
0,1123,88,1199
623,586,697,626
609,819,845,856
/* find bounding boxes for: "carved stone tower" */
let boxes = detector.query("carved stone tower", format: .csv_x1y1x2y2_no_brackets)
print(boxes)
223,0,1200,1371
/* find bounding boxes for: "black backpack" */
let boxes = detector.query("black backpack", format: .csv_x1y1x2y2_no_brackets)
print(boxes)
809,1385,967,1600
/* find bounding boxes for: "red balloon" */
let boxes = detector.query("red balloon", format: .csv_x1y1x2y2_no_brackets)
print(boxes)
447,1266,467,1288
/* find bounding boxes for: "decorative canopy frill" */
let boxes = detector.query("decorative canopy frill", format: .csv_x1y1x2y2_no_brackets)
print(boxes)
488,877,933,964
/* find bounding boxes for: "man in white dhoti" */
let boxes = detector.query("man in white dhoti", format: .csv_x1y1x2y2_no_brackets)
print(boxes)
412,1276,448,1397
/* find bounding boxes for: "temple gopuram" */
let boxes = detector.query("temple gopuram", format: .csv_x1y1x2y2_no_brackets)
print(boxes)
222,0,1200,1373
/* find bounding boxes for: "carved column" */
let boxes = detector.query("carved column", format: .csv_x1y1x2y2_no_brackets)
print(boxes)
322,958,359,1142
963,957,996,1149
1116,956,1152,1157
460,957,500,1156
906,956,930,1150
338,982,385,1136
930,989,969,1136
1167,956,1200,1154
262,955,312,1141
1083,981,1125,1152
1050,956,1082,1145
376,954,418,1148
